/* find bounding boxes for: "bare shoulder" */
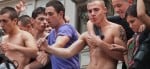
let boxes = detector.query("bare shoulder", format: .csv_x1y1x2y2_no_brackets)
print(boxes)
110,22,126,35
110,22,123,30
19,30,36,47
110,22,127,43
1,35,9,41
112,22,125,34
20,30,34,40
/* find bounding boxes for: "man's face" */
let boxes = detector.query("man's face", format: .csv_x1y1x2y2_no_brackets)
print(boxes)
87,1,107,25
0,13,16,33
127,15,143,32
34,14,47,32
17,21,29,31
112,0,130,18
45,6,60,28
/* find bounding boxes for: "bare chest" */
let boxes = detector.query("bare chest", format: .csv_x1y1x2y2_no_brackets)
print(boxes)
89,29,115,57
4,35,25,46
100,29,115,44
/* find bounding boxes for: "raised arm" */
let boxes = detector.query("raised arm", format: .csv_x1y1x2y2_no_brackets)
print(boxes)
137,0,150,29
15,0,26,15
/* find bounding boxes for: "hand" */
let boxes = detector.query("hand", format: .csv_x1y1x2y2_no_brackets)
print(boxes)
39,40,49,51
138,24,145,33
37,38,45,47
86,34,102,48
127,38,134,46
110,44,127,54
15,0,26,13
36,51,49,66
1,42,17,52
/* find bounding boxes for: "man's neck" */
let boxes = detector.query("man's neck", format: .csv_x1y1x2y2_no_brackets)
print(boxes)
97,18,110,29
55,19,65,32
32,29,45,40
9,26,20,37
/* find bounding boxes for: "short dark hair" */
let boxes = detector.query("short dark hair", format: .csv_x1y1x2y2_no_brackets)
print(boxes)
125,4,137,20
32,7,45,19
87,0,112,10
0,7,18,20
46,0,65,19
18,15,31,26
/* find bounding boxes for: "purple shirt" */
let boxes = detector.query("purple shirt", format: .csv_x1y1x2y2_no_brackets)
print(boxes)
48,24,80,69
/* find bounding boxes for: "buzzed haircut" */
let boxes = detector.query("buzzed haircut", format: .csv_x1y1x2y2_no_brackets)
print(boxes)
32,7,45,19
87,0,110,8
0,7,18,20
46,0,65,19
87,0,104,3
18,15,31,26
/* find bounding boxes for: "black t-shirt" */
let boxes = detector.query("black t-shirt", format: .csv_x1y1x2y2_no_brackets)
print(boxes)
107,16,134,40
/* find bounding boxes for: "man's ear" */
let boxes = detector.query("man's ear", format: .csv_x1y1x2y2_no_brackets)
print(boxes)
26,23,32,28
13,18,18,25
30,18,35,25
59,11,64,18
104,7,108,14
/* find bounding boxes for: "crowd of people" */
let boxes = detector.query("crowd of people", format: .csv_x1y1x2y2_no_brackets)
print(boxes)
0,0,149,69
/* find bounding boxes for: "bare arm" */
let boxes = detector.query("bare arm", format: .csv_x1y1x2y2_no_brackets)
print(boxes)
137,0,150,28
110,26,127,61
98,40,126,61
41,32,87,58
24,51,49,69
15,32,38,58
110,44,127,53
15,0,26,14
87,20,95,35
112,26,127,61
52,35,70,48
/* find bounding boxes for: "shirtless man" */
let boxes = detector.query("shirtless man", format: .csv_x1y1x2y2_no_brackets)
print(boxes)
24,7,51,69
87,0,134,39
0,7,38,69
40,0,126,69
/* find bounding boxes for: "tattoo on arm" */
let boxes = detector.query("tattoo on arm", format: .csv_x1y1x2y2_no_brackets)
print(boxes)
119,27,127,43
